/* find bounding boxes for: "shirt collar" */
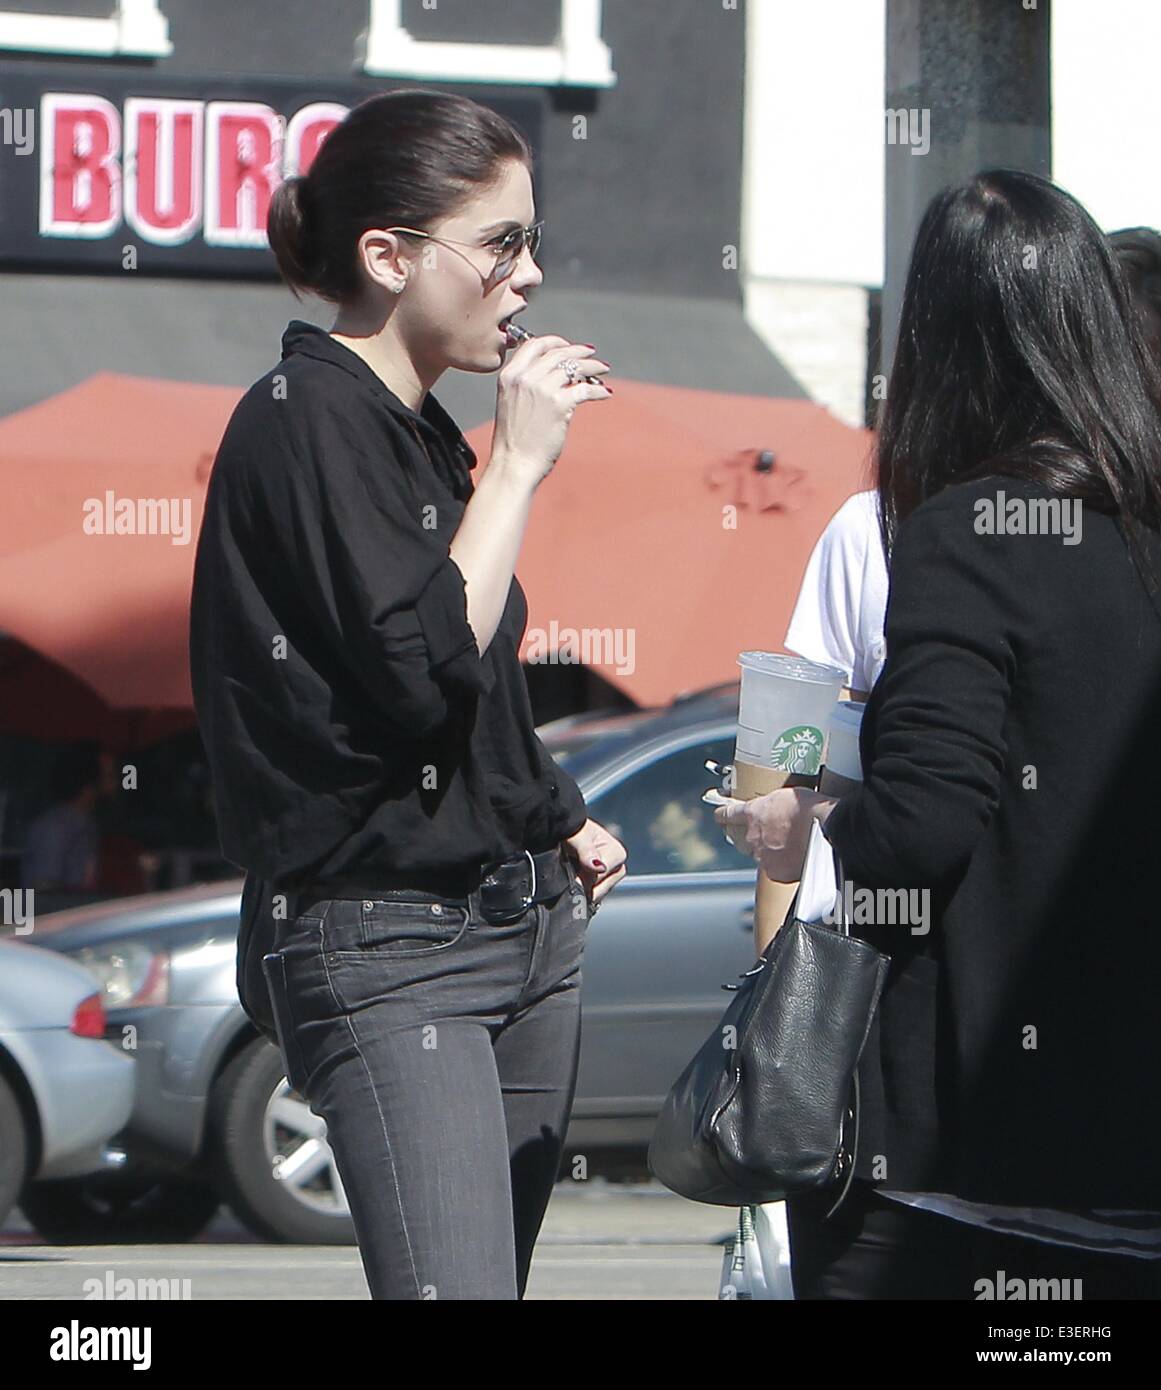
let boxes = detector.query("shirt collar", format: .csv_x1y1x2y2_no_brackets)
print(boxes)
280,319,478,476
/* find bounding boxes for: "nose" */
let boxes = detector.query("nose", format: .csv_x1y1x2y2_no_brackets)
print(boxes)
510,244,543,292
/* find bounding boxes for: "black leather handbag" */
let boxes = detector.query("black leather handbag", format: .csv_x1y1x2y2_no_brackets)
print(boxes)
648,838,889,1216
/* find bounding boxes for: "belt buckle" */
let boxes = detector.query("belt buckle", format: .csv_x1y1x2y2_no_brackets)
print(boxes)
520,848,537,911
480,849,537,923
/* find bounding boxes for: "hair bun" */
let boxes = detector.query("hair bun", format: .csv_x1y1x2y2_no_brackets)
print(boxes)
267,173,317,300
292,175,316,260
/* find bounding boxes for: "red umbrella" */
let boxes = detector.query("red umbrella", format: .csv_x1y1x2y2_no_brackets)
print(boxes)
0,371,238,712
467,379,873,707
2,369,872,725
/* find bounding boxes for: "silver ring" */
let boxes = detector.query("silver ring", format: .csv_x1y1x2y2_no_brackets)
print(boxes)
561,358,580,385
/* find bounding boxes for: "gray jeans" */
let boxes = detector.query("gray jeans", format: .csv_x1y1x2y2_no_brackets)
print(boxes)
261,847,591,1299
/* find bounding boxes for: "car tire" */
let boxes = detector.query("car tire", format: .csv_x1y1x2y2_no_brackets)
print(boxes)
19,1167,220,1243
0,1071,29,1229
206,1037,354,1245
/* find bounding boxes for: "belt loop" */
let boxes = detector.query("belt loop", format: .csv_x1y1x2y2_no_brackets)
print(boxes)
524,848,537,910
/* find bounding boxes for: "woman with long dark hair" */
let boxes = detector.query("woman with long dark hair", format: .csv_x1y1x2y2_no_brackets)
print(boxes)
190,90,626,1299
716,169,1161,1297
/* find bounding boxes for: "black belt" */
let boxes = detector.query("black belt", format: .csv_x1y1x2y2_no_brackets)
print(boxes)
286,844,573,925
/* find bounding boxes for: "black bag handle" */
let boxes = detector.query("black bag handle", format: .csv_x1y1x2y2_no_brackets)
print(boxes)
823,836,862,1221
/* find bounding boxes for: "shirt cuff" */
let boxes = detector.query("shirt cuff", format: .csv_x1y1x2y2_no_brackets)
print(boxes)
413,555,496,698
558,778,588,839
820,796,846,848
818,793,867,887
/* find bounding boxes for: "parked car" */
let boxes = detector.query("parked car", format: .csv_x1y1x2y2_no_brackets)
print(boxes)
22,685,759,1243
0,938,136,1232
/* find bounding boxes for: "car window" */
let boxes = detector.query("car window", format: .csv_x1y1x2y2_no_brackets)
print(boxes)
587,737,754,876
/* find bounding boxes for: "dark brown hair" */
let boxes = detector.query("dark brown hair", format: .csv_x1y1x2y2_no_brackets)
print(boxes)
1110,226,1161,372
267,89,533,304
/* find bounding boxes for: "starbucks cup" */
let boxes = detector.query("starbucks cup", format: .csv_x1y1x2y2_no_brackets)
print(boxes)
819,699,865,798
731,652,846,940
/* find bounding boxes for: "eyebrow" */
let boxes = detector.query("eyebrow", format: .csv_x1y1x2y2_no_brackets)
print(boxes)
478,220,524,237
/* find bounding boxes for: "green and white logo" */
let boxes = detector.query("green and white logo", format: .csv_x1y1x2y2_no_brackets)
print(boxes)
770,724,825,775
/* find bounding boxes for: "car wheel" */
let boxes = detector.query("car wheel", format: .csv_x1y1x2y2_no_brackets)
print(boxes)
19,1168,220,1243
0,1071,30,1229
207,1037,354,1245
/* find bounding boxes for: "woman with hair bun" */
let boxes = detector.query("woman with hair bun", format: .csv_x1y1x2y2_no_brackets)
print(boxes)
190,89,625,1299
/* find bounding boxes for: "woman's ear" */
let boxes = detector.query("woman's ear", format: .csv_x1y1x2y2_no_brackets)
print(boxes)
358,229,411,296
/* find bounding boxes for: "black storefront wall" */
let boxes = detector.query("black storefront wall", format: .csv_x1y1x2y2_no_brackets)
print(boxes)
0,65,540,275
0,0,746,298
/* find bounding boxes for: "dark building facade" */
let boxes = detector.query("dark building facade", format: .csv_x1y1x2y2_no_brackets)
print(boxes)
0,0,797,424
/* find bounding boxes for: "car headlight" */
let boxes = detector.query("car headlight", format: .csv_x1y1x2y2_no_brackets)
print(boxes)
69,942,171,1009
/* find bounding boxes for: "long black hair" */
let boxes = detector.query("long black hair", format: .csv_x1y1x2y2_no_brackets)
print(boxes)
876,169,1161,588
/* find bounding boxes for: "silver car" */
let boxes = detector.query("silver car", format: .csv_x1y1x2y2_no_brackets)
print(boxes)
0,938,136,1230
23,686,759,1243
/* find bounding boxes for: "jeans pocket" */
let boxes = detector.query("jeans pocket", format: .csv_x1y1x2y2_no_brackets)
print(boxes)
262,950,310,1094
563,858,593,924
326,898,471,957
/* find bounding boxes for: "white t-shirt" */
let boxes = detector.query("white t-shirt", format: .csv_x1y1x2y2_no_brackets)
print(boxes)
784,490,888,694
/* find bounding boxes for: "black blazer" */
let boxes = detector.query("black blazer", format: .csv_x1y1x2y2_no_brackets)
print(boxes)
823,473,1161,1207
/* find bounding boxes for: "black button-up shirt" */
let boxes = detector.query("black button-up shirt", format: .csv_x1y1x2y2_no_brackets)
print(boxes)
189,319,588,890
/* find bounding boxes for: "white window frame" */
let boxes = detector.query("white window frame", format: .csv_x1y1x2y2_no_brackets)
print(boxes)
0,0,171,58
363,0,615,88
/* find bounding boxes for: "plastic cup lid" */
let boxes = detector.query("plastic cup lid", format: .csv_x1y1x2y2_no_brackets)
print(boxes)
736,651,848,685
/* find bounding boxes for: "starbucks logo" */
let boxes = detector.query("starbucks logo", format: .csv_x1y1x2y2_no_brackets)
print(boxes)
770,724,825,775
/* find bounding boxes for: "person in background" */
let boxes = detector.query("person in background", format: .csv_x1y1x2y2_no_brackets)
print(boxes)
717,169,1161,1298
784,489,889,704
737,490,891,955
21,742,102,892
787,225,1161,716
1110,226,1161,371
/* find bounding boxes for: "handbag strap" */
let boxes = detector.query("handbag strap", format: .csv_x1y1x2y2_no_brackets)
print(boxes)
829,839,851,937
822,1071,861,1220
823,835,862,1220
